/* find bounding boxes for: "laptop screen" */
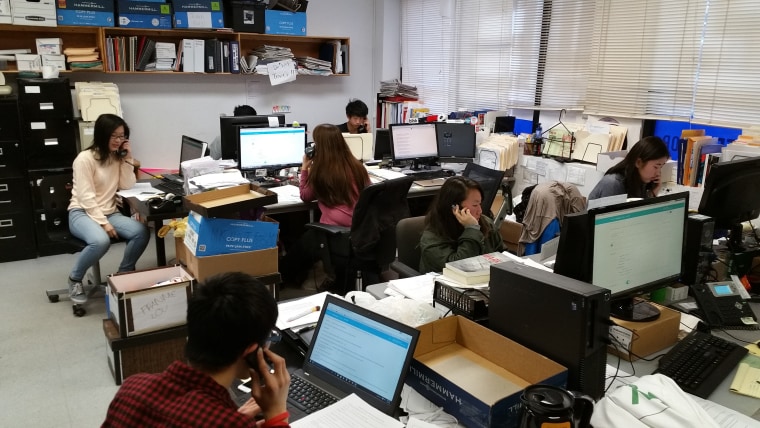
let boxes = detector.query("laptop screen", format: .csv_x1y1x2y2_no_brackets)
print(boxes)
178,135,207,176
304,295,419,411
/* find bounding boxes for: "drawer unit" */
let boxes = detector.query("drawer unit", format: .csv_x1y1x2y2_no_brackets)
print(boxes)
0,97,21,142
17,78,74,120
0,176,32,215
22,119,77,169
29,169,73,212
0,211,37,262
0,141,26,178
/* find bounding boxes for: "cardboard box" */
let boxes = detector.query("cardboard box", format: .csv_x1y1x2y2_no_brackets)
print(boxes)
407,316,568,428
107,265,195,337
499,219,522,255
11,0,56,26
183,183,278,218
181,242,278,282
103,319,186,385
14,53,42,71
608,302,681,361
35,37,62,54
264,10,306,35
41,54,65,70
56,0,115,26
117,0,172,29
184,212,278,256
172,0,223,28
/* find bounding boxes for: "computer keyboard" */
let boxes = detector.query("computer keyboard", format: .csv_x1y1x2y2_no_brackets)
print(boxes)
402,169,453,180
655,330,748,398
153,179,186,196
287,375,339,414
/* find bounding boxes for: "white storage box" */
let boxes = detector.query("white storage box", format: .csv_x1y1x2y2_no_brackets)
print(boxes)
107,265,195,337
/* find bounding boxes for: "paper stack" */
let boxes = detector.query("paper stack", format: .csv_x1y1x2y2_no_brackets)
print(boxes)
379,79,418,98
74,81,123,121
65,47,102,71
144,42,176,71
295,56,332,75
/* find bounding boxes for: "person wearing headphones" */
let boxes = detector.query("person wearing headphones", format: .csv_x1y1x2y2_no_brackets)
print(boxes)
419,176,505,274
336,99,370,134
67,113,150,304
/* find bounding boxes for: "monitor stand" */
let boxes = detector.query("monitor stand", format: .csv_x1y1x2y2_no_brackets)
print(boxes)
610,297,660,322
409,158,440,172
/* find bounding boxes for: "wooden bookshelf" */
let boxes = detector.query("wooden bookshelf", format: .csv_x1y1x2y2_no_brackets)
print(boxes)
0,24,349,76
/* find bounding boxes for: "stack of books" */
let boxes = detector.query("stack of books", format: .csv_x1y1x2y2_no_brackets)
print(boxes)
439,252,511,287
295,56,332,75
380,79,418,98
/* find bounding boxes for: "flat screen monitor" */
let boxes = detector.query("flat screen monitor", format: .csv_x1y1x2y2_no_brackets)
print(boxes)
373,128,391,161
238,126,306,172
219,114,285,161
342,133,374,161
554,192,689,321
698,156,760,251
389,123,438,165
436,122,476,161
178,135,208,175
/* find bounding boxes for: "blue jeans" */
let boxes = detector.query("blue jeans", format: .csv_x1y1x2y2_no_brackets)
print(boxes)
68,209,150,281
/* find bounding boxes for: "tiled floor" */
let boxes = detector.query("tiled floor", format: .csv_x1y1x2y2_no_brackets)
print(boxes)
0,236,311,427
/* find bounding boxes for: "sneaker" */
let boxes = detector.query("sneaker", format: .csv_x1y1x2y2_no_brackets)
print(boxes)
68,279,87,304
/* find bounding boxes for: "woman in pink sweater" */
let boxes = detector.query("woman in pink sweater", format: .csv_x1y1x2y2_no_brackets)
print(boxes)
282,124,370,290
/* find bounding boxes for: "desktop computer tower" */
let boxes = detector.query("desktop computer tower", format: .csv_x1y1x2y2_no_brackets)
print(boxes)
681,214,715,285
489,261,610,400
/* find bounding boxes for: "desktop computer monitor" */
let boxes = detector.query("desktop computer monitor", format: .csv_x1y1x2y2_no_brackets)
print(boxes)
373,129,391,161
554,192,689,321
219,114,286,161
698,156,760,251
237,126,306,173
342,133,374,162
435,122,476,162
389,123,438,169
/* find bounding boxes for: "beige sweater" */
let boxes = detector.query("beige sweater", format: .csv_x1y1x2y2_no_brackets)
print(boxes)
68,150,136,225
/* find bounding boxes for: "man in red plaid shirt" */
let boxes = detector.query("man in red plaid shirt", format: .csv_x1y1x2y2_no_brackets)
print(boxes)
102,272,291,427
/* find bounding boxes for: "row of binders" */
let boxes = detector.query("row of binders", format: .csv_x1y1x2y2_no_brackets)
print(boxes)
105,36,239,73
677,131,760,187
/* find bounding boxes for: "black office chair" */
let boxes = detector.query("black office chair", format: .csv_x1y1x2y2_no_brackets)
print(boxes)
38,173,114,317
462,162,507,218
389,216,425,278
305,176,414,294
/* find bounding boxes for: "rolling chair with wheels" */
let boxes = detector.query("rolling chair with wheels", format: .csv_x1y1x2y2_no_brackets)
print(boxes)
305,176,414,293
45,240,109,317
389,216,425,278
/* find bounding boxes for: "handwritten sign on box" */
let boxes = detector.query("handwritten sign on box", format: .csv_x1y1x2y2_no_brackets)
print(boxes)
267,59,297,86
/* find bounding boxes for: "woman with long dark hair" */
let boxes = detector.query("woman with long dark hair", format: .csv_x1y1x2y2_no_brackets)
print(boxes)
419,176,504,273
589,136,671,200
67,114,149,304
281,124,370,288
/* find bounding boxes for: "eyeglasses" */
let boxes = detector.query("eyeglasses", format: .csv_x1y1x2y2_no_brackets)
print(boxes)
110,134,127,141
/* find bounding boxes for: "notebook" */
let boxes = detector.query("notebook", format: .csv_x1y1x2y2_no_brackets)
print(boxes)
286,295,419,420
151,135,207,195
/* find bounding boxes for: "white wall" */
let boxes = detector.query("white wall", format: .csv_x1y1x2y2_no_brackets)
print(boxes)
66,0,379,169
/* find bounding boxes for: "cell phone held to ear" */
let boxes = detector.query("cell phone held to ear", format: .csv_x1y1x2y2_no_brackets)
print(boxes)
116,143,128,158
305,143,315,159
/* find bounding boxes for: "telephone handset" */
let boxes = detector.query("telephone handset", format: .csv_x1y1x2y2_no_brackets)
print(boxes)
357,124,367,134
116,142,128,158
691,281,757,328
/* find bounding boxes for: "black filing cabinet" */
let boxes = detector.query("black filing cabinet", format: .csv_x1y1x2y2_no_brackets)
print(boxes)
18,78,77,170
0,96,36,262
17,78,79,258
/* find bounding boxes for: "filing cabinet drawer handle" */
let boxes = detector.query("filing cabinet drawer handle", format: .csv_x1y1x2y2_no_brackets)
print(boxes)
0,148,3,155
44,138,59,146
0,200,10,204
0,235,15,239
39,102,55,110
0,184,7,192
0,219,12,227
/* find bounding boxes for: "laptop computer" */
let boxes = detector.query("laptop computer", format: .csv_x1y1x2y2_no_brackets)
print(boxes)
239,295,420,421
152,135,207,195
